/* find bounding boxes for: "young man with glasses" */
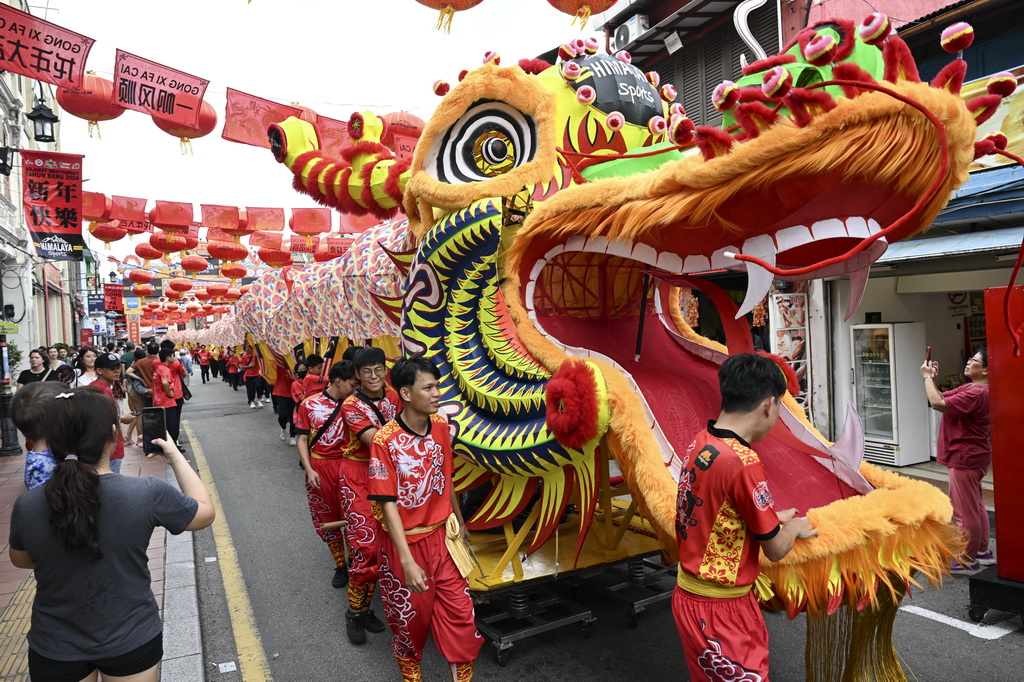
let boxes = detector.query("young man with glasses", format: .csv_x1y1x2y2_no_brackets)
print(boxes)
921,348,992,573
335,347,399,644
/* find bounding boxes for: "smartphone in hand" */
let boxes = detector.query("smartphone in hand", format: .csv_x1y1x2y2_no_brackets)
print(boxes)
926,346,932,363
142,407,167,455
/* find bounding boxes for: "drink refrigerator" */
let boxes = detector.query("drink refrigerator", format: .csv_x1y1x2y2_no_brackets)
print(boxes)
850,323,930,466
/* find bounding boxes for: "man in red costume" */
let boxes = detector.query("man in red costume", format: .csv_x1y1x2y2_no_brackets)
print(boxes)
335,347,399,643
674,353,816,681
369,355,481,682
295,361,361,593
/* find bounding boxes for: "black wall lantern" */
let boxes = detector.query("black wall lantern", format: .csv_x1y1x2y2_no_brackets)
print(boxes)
26,84,58,143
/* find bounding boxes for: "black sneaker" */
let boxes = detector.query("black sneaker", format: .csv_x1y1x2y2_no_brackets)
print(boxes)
345,610,366,644
332,566,349,589
361,609,386,633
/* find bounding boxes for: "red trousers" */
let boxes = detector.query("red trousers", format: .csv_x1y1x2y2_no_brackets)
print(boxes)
305,456,380,605
378,528,483,665
948,465,990,561
672,586,769,682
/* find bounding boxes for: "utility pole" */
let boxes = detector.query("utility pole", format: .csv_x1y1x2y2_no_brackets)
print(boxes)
0,259,22,457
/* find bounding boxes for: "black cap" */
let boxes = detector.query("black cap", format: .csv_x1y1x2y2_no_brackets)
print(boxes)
95,352,122,370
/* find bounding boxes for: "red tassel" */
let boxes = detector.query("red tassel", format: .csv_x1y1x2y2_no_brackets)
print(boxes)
782,88,837,128
967,94,1003,126
831,62,876,99
517,58,552,75
741,53,797,77
930,59,968,94
882,36,921,83
545,358,601,450
693,126,735,161
733,102,780,139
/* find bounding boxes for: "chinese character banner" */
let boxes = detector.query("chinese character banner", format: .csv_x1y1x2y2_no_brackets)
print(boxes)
113,50,209,129
0,4,93,91
22,150,85,261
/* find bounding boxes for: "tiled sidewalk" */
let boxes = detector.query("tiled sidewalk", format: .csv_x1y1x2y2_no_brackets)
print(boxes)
0,444,171,681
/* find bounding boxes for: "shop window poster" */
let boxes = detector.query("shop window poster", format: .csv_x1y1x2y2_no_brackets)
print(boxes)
769,293,811,416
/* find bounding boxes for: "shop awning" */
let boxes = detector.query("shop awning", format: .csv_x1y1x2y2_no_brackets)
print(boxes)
877,226,1024,264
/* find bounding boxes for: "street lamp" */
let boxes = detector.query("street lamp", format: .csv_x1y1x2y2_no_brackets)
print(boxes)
26,83,58,143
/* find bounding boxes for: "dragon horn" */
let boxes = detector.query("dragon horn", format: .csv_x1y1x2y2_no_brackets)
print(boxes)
268,113,411,220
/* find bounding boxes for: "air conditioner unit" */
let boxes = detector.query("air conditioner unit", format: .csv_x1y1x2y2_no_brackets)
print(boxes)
614,14,649,50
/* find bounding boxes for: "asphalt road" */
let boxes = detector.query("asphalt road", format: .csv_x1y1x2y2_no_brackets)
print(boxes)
181,378,1024,681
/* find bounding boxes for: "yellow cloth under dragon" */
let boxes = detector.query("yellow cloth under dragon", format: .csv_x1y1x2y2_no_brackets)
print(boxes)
243,14,1009,679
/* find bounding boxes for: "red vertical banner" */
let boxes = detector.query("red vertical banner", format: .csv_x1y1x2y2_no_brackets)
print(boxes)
222,88,302,148
126,316,142,345
113,50,209,129
0,5,94,91
22,150,84,261
103,283,124,312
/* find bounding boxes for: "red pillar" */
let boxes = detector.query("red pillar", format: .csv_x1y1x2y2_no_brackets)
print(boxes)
984,285,1024,582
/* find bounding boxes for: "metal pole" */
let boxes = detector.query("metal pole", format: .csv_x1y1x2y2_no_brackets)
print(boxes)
0,260,22,457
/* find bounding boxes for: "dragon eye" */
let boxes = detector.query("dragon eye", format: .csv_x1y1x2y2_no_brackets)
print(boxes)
427,100,536,184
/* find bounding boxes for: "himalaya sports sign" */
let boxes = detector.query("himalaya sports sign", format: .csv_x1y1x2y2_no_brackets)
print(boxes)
23,150,85,261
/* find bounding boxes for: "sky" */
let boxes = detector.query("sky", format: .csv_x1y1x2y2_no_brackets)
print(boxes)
51,0,603,254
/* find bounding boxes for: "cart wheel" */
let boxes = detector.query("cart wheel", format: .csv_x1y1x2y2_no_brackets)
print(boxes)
580,620,594,639
968,606,987,623
626,607,638,629
496,648,510,667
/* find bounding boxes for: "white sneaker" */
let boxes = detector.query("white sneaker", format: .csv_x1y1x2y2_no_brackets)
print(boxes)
249,401,256,409
257,400,264,408
288,436,296,446
264,397,272,404
280,428,287,441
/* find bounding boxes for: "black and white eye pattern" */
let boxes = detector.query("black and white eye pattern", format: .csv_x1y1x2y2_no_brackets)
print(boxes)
425,100,537,184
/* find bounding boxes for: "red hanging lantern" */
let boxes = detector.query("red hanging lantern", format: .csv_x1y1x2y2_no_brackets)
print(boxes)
223,288,242,302
381,111,426,148
201,304,215,313
414,0,484,32
289,208,332,248
131,283,154,297
546,1,617,27
145,301,161,311
257,247,293,268
167,278,193,293
220,262,247,282
164,303,180,312
150,230,193,255
165,289,184,300
206,282,230,298
193,287,211,301
207,241,249,263
184,301,202,313
152,100,219,155
179,253,208,273
127,269,154,285
135,242,163,263
56,72,126,138
88,220,128,249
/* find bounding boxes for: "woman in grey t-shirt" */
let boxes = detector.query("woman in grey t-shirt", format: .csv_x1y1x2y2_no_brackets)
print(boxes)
8,386,215,682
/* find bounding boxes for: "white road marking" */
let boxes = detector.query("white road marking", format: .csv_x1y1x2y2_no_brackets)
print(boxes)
900,605,1022,640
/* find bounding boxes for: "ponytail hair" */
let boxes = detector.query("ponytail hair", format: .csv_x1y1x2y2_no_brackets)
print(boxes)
44,386,118,561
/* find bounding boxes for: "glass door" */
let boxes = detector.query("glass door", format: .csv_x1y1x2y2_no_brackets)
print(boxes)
852,325,895,443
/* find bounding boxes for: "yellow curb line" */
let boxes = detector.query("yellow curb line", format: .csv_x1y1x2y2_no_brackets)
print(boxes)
184,420,272,681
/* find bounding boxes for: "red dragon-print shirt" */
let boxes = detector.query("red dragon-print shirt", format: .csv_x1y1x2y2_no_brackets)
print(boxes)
675,422,780,589
368,413,454,543
341,389,400,461
294,390,354,459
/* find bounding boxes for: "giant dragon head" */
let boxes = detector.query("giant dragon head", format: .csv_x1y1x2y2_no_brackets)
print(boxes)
269,15,1006,612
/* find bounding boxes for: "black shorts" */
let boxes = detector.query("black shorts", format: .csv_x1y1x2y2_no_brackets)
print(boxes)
29,633,162,682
